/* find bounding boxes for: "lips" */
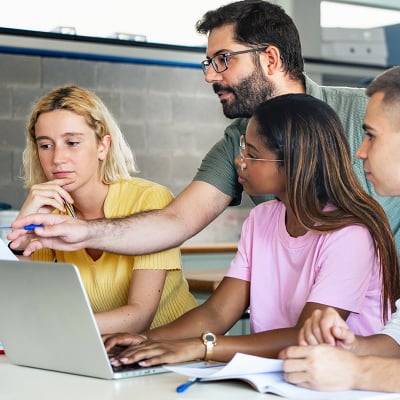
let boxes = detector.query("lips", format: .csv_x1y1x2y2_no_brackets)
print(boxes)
238,174,245,185
53,171,73,179
363,169,372,181
213,84,233,101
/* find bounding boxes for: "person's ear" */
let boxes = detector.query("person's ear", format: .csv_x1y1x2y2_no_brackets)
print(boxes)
98,134,111,161
259,45,282,75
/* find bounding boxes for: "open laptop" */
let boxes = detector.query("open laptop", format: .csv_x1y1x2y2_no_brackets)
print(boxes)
0,259,167,379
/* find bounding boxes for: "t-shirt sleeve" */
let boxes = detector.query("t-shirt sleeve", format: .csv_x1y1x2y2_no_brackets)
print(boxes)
380,299,400,344
134,184,174,211
225,211,254,281
128,184,182,271
193,119,247,206
307,225,380,313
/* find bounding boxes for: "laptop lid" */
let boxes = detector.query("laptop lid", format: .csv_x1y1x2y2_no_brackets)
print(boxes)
0,260,166,379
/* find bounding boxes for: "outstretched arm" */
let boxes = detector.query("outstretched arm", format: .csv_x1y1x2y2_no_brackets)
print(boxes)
9,181,232,256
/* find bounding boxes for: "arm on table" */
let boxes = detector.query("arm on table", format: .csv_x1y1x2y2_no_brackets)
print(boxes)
104,284,350,367
281,337,400,392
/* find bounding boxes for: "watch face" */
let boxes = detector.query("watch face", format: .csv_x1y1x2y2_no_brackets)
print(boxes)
204,332,215,342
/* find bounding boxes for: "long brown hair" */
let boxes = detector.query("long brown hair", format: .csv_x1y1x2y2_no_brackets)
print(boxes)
253,93,400,322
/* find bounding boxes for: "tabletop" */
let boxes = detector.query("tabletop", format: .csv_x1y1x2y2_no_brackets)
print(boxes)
0,355,280,400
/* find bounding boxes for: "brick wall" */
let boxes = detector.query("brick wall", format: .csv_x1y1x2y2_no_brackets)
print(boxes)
0,52,252,242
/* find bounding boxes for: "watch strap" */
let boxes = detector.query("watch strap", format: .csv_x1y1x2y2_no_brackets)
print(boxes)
202,332,216,361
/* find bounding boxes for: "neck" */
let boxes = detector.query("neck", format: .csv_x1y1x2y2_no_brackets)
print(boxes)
274,74,306,97
283,200,307,238
71,183,109,220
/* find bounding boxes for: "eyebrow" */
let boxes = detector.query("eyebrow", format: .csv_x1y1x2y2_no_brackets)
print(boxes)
35,132,85,141
246,142,259,151
206,49,230,59
362,123,374,132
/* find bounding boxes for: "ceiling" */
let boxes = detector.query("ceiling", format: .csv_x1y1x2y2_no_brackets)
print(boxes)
333,0,400,10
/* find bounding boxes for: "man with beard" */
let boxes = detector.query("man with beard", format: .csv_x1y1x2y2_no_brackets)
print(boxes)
8,0,400,261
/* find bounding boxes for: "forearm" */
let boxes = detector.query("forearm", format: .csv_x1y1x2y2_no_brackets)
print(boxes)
148,324,300,363
353,333,400,357
85,183,231,255
145,279,249,342
352,356,400,392
145,302,234,341
84,209,188,255
95,305,155,335
214,328,300,361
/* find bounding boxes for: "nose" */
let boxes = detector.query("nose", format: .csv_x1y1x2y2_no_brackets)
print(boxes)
235,154,246,171
204,67,222,84
52,145,66,164
356,137,368,160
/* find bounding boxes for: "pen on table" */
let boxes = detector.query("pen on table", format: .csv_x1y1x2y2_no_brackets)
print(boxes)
0,224,44,231
176,377,201,393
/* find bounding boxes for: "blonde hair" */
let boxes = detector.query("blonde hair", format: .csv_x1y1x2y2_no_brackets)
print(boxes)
22,84,138,187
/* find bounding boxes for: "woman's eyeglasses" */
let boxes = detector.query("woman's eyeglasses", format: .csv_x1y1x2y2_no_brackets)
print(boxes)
239,135,283,163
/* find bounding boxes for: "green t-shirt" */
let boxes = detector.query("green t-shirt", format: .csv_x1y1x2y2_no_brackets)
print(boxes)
194,75,400,254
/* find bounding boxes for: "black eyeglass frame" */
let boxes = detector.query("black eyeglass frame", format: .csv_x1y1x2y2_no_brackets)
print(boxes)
201,46,268,75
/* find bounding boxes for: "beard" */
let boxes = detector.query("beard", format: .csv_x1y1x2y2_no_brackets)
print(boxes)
213,68,276,119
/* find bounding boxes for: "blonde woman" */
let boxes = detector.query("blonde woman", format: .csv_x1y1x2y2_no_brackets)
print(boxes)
11,84,196,334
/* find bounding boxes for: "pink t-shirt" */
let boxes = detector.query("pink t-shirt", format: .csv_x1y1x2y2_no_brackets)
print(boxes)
226,200,386,336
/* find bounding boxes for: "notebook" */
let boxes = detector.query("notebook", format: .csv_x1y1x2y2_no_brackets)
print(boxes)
0,259,167,379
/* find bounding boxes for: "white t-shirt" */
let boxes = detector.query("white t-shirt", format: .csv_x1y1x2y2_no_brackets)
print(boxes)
380,299,400,343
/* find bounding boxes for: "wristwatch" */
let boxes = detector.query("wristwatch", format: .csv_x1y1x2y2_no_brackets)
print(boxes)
201,332,217,361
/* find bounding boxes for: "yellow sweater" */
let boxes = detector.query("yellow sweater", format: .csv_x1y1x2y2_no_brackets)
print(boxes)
33,178,196,328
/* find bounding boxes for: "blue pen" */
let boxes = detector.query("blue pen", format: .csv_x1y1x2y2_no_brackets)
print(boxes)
176,377,201,393
0,224,44,231
23,224,44,230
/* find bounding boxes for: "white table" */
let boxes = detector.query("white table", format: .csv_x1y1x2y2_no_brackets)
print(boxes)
0,355,278,400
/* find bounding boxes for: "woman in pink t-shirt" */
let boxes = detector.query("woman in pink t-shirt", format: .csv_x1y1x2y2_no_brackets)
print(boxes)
103,94,400,367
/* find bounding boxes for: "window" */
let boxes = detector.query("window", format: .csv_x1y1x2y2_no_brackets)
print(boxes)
1,1,399,47
0,0,228,46
321,1,400,28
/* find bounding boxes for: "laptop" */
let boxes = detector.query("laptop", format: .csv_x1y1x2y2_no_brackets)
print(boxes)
0,259,167,379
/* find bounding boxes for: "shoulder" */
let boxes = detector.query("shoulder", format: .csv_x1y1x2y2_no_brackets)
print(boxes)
111,178,171,193
225,118,249,134
323,223,374,251
247,199,282,220
108,178,174,204
305,74,368,110
210,118,249,149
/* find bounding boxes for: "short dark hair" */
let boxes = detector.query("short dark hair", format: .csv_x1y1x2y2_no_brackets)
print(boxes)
366,66,400,103
196,0,304,81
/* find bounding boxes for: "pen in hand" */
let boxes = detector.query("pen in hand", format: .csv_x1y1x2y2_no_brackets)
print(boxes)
176,377,201,393
0,224,44,231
